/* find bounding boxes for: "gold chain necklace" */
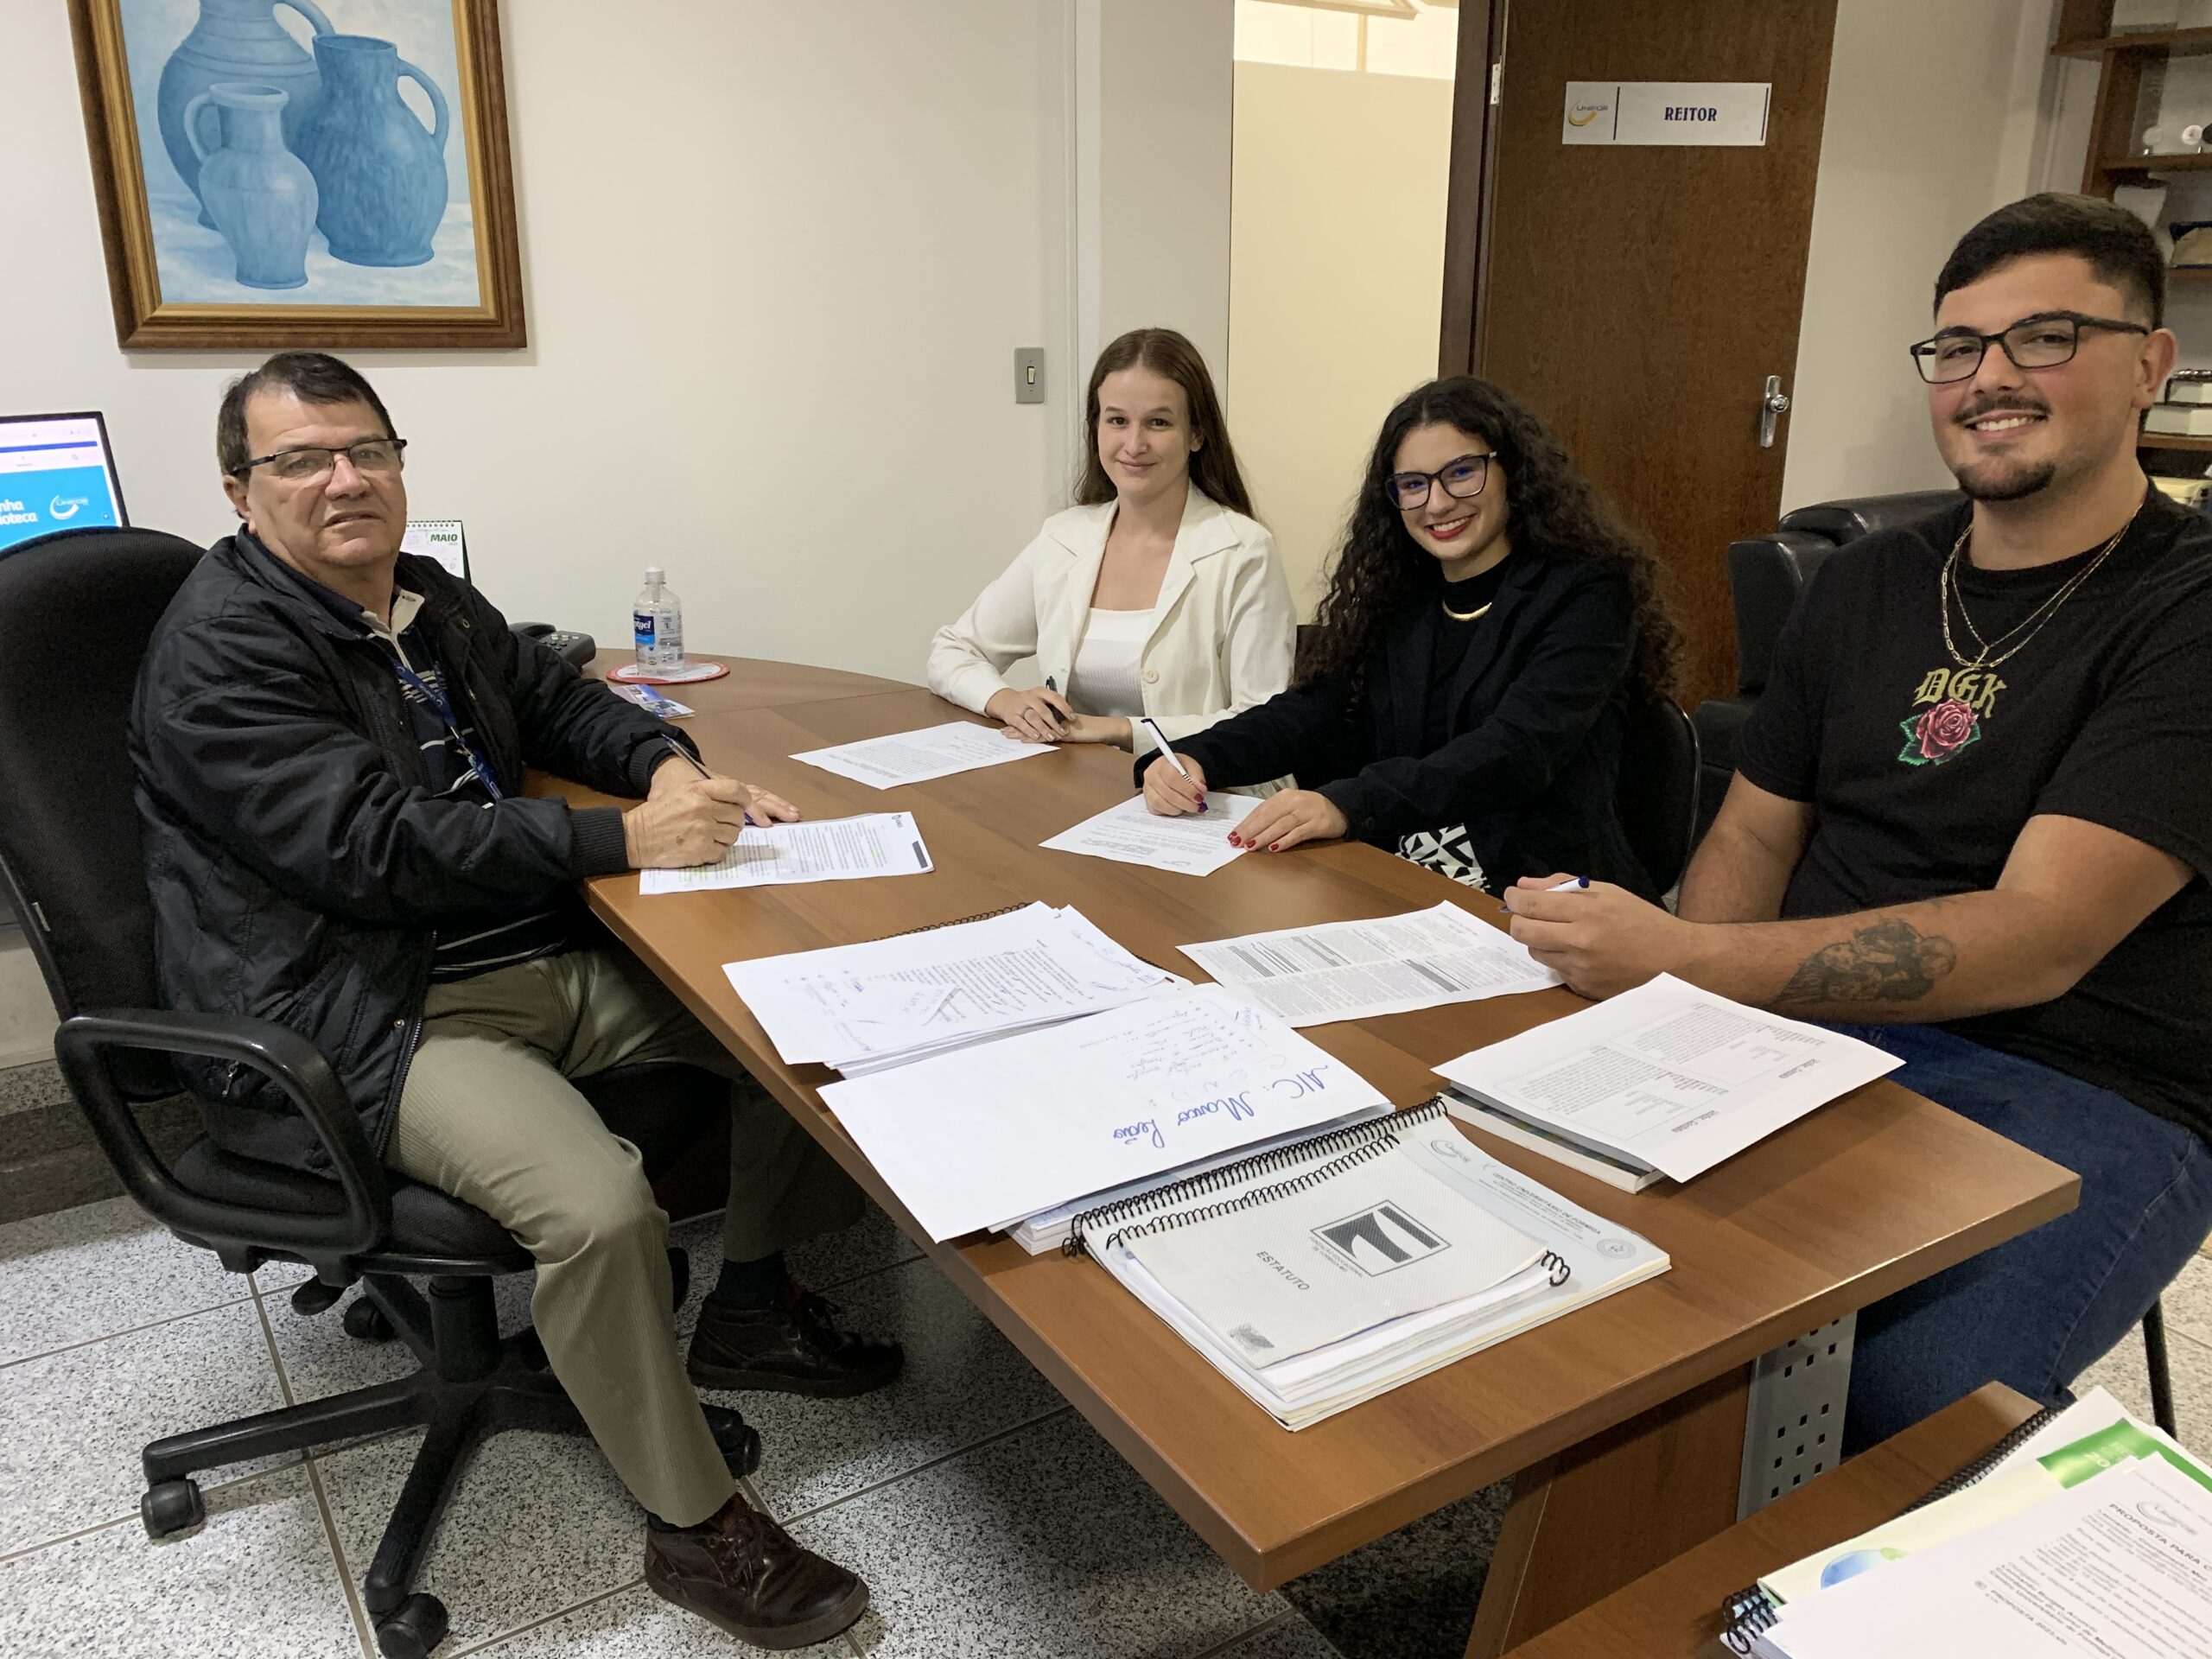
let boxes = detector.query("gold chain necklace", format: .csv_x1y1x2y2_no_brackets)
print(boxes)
1938,507,2134,671
1440,598,1493,623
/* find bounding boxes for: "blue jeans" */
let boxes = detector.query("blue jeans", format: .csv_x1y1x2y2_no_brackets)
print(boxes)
1827,1024,2212,1456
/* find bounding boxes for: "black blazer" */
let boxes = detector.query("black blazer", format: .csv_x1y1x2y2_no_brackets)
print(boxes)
1166,552,1654,898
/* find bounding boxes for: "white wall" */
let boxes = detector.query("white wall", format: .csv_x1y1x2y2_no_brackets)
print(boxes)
1780,0,2090,507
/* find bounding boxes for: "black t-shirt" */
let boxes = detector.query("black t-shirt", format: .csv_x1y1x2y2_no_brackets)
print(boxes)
1736,486,2212,1143
1421,559,1516,752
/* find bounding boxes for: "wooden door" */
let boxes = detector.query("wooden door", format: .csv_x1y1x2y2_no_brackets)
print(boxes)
1446,1,1840,706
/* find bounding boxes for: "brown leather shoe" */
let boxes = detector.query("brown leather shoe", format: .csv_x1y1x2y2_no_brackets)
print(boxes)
645,1495,867,1649
686,1287,904,1397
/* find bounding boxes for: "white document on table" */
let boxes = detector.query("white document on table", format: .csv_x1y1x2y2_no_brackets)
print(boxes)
1432,974,1900,1183
639,813,932,894
790,721,1047,789
1764,1456,2212,1659
1041,792,1260,877
1180,900,1562,1027
819,983,1389,1241
721,903,1179,1071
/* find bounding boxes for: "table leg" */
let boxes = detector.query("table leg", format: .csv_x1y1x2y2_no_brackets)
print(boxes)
1464,1364,1751,1659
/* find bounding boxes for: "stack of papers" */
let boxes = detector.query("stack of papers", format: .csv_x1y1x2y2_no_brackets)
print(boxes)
791,721,1047,788
640,813,933,894
819,985,1389,1241
1180,900,1561,1027
721,903,1179,1076
1435,975,1901,1188
1738,1390,2212,1658
1079,1101,1669,1428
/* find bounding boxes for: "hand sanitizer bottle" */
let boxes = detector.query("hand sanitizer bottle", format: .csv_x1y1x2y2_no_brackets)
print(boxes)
632,568,684,671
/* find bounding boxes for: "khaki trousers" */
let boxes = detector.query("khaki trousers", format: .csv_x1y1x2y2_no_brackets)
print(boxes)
385,947,862,1525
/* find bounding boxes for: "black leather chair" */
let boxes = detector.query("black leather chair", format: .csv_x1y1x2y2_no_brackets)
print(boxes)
1691,490,1964,836
1617,697,1700,898
0,529,749,1659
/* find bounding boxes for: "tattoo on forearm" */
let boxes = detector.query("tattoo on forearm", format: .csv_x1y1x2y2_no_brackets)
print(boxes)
1772,917,1958,1007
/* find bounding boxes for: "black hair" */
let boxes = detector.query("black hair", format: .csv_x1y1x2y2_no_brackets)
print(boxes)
1300,377,1682,707
1074,327,1255,518
1933,193,2165,327
216,351,397,476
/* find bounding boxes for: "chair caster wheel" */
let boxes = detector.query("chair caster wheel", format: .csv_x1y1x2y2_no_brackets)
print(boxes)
375,1592,448,1659
343,1298,397,1342
142,1478,205,1538
667,1245,690,1313
291,1279,344,1317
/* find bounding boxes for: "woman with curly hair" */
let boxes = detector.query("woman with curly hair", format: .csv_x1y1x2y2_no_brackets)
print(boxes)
1141,376,1681,896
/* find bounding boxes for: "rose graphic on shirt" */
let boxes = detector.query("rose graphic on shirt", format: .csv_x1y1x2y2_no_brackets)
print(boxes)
1897,696,1982,766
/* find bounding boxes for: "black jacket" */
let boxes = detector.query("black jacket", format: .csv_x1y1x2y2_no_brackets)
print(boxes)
1166,553,1653,897
130,531,678,1173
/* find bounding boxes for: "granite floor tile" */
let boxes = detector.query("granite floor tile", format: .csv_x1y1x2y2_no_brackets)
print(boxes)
0,1465,364,1658
694,1257,1062,1521
461,1579,857,1659
784,1200,925,1292
794,1407,1284,1659
1207,1613,1343,1659
2076,1321,2212,1451
2157,1251,2211,1351
314,1423,645,1656
1275,1482,1507,1659
0,1193,245,1363
0,1058,67,1116
0,1300,290,1558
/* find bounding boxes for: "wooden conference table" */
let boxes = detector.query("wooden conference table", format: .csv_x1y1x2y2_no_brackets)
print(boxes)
535,654,2077,1658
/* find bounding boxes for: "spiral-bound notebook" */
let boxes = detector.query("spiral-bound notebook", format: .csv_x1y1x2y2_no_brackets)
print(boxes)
1077,1099,1669,1429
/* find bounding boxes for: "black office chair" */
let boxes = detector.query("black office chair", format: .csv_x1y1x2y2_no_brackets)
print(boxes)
0,529,749,1659
1617,696,1700,897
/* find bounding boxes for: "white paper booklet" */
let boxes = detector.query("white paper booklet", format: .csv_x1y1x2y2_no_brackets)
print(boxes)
1760,1456,2212,1659
791,721,1047,789
1078,1101,1669,1428
1433,975,1900,1184
722,903,1178,1075
1180,900,1561,1027
1041,792,1260,877
639,813,932,894
819,984,1387,1241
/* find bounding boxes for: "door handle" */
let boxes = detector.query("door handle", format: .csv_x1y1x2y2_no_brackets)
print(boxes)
1760,374,1791,448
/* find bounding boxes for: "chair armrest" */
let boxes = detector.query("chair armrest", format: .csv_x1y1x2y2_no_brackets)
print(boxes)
53,1007,391,1261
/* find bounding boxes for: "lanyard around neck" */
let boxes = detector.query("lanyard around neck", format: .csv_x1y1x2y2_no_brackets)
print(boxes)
384,653,505,802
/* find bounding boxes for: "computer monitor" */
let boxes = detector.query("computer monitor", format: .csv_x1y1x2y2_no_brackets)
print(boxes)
0,411,129,554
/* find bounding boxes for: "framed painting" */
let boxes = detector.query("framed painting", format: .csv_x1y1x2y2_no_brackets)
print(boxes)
66,0,524,348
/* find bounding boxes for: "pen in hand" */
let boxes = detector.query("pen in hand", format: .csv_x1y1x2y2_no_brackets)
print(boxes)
1138,716,1205,811
664,737,759,826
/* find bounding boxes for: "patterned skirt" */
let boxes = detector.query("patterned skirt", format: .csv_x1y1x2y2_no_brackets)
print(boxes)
1395,823,1488,892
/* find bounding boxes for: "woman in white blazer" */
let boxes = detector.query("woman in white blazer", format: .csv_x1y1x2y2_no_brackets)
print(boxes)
928,327,1295,756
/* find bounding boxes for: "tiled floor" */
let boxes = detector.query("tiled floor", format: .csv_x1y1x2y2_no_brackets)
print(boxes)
3,1192,2208,1659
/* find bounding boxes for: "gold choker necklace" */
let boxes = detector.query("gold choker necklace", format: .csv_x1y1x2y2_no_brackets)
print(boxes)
1440,597,1493,623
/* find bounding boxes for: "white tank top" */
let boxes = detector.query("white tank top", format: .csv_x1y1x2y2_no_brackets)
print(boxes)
1069,607,1154,747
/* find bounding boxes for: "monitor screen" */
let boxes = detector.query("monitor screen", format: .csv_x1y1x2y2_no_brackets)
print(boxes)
0,411,129,554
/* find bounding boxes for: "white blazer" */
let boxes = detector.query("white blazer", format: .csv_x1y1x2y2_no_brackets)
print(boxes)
927,488,1296,748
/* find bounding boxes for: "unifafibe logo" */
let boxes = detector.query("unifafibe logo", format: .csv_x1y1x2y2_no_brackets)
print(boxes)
48,495,89,521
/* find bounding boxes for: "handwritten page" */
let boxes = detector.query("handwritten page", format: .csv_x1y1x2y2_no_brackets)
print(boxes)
820,984,1389,1241
639,812,932,894
1433,974,1899,1182
1180,900,1561,1027
791,721,1048,789
722,902,1179,1073
1041,792,1260,877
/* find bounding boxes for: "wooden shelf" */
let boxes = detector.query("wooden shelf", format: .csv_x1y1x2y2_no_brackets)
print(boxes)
2138,429,2212,450
2055,25,2212,57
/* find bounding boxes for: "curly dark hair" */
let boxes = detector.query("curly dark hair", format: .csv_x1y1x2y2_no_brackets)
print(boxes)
1300,377,1682,706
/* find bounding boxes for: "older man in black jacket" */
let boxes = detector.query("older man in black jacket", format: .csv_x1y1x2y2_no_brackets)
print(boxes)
131,352,890,1650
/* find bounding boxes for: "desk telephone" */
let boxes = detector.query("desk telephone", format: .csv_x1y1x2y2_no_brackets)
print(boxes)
511,622,597,671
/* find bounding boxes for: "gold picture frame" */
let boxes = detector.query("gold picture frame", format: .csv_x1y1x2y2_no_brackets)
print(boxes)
67,0,524,349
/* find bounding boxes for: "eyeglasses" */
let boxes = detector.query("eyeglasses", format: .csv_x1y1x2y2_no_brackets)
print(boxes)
1908,312,2149,385
238,437,409,483
1385,451,1492,511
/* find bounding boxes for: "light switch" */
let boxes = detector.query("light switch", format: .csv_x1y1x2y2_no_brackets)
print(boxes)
1014,346,1045,405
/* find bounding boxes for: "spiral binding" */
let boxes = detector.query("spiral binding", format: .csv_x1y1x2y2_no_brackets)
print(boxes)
1065,1096,1452,1257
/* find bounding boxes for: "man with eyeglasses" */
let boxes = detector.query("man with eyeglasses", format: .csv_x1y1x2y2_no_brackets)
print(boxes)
130,351,895,1648
1498,194,2212,1452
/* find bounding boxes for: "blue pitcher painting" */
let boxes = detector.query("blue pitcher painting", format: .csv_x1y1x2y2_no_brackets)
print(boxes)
120,0,480,306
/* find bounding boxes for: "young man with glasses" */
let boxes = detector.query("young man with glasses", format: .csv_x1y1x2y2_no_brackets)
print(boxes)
1501,194,2212,1452
131,351,896,1649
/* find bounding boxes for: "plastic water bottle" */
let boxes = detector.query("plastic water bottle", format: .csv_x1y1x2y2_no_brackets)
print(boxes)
632,567,684,671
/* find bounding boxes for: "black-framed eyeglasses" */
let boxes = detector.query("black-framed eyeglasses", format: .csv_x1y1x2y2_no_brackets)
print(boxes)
1908,312,2149,385
236,437,409,483
1385,451,1492,511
